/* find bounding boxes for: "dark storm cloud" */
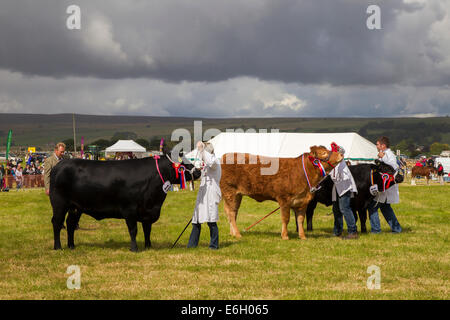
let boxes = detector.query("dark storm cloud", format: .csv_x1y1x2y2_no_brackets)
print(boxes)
0,0,449,118
1,71,448,117
0,0,437,85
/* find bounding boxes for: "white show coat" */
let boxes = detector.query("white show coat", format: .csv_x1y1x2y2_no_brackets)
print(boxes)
192,150,222,224
375,148,400,204
330,160,358,201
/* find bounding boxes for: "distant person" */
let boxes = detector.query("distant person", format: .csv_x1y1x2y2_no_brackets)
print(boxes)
0,164,4,191
26,153,33,166
44,142,66,196
15,166,23,190
437,163,444,185
1,164,9,192
368,136,402,233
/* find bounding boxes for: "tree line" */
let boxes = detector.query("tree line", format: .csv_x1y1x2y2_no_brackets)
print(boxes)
62,131,178,153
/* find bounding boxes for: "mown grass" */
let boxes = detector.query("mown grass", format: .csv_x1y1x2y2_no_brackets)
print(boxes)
0,183,448,300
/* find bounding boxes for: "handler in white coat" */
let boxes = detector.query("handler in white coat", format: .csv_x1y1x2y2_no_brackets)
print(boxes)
368,136,402,233
187,141,222,249
329,144,359,239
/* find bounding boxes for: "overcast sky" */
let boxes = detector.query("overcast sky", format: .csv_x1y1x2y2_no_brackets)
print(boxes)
0,0,449,117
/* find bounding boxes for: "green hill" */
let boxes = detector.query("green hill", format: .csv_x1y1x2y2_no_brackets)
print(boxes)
0,113,449,156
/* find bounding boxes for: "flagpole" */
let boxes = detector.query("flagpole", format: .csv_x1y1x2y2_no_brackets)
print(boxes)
72,113,77,154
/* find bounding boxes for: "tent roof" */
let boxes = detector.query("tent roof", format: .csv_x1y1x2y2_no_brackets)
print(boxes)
105,140,146,153
186,132,378,161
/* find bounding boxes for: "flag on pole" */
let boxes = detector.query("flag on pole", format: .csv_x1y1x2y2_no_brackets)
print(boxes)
5,130,12,161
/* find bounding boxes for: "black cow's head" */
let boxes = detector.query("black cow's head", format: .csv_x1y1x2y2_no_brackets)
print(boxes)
370,160,403,193
180,154,202,181
374,159,404,183
158,142,202,184
163,149,202,185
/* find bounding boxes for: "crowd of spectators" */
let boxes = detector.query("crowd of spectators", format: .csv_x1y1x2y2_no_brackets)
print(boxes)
1,153,46,191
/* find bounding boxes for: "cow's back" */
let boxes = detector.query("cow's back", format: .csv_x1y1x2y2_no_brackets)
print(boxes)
220,153,303,201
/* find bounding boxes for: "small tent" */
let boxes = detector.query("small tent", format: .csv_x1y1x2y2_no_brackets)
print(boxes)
186,132,378,163
105,140,147,158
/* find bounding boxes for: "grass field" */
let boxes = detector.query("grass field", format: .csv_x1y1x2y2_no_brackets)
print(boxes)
0,183,449,300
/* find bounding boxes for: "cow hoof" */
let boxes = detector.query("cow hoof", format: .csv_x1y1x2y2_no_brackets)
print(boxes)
68,245,75,250
130,247,138,253
230,232,241,239
281,235,289,240
53,245,62,250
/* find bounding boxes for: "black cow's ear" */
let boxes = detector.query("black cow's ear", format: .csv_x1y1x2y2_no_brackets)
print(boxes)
162,145,171,155
375,159,381,166
370,163,378,172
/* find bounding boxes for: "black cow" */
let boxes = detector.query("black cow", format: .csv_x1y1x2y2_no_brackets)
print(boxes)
50,155,200,251
305,161,403,233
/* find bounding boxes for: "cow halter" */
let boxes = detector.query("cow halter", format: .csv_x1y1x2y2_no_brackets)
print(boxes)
164,153,194,190
302,153,333,193
153,155,172,194
153,155,166,184
370,169,395,193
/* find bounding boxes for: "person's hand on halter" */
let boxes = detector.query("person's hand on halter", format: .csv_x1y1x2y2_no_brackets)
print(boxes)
195,141,206,169
196,141,205,152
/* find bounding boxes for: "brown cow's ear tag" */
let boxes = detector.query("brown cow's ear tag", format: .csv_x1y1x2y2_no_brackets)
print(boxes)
162,181,172,193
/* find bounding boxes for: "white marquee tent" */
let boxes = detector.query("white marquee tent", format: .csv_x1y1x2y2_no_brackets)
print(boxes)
105,140,147,158
186,132,378,163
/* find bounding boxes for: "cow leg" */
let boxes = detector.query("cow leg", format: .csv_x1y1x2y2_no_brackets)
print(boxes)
294,207,307,240
280,204,291,240
51,199,68,250
66,208,81,249
223,193,243,238
306,200,317,231
142,221,152,249
359,208,367,233
126,218,139,252
353,210,358,225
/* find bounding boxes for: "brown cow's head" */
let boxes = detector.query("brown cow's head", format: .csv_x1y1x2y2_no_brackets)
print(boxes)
309,145,344,172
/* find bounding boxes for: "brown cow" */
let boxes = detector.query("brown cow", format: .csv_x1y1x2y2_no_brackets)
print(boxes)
411,166,437,185
220,146,343,240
